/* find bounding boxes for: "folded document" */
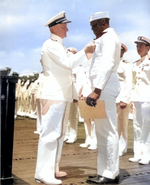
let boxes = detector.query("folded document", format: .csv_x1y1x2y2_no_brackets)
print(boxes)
78,100,107,119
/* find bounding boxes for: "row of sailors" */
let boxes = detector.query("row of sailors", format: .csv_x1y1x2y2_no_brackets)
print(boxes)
14,37,150,165
15,72,40,119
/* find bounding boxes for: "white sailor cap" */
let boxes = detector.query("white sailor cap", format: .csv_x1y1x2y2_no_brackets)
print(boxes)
134,36,150,46
45,11,71,27
121,43,128,52
89,11,109,22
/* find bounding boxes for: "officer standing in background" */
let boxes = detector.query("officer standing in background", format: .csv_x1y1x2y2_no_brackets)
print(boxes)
129,36,150,165
34,11,96,185
79,63,97,150
64,47,85,144
86,11,121,184
116,43,132,157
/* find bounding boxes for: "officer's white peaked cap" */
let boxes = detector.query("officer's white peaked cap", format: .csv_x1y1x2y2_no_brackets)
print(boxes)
45,11,71,27
135,36,150,46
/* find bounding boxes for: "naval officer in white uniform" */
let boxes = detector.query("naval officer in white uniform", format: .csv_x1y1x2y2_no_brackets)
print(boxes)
86,11,121,184
129,36,150,165
34,11,96,185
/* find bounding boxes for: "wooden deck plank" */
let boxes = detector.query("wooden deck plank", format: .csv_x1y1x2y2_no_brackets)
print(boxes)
9,117,150,185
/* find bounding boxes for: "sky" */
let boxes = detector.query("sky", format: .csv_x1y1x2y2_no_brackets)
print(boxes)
0,0,150,75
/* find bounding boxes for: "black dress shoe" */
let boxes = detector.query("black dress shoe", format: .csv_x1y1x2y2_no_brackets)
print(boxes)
88,174,101,179
86,175,119,184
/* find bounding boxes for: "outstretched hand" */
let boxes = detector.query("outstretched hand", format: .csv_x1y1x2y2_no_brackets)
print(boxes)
84,41,96,60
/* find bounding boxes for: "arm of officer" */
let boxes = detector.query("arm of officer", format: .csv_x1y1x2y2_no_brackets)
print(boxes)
42,40,96,70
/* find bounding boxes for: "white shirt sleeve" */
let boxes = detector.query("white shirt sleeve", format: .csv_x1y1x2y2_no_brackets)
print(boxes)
41,40,87,70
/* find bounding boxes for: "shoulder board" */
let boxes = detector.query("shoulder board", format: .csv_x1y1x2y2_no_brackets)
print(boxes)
51,38,57,42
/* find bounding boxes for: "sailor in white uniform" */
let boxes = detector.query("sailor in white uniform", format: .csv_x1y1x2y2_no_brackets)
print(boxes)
65,47,85,144
129,36,150,165
116,43,132,156
34,11,96,185
21,75,30,117
79,63,97,150
86,11,121,184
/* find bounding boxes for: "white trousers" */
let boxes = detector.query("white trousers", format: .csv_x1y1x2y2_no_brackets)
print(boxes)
94,72,120,179
117,104,130,155
35,101,70,180
66,102,79,140
83,119,97,146
133,102,150,160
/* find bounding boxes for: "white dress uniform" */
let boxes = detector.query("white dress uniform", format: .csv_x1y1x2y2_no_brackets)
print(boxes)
80,64,97,149
65,65,85,143
15,78,21,118
17,76,24,116
130,55,150,164
89,27,121,179
21,79,30,116
26,77,35,118
116,60,132,156
31,73,43,133
35,33,88,183
30,80,38,119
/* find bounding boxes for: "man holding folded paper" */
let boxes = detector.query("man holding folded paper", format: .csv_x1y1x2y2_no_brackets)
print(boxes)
86,11,121,184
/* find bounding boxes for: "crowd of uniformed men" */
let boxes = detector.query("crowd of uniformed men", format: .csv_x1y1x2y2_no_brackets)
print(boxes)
11,10,150,185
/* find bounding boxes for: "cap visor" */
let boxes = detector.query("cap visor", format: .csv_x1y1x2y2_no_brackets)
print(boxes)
135,41,145,44
61,19,71,24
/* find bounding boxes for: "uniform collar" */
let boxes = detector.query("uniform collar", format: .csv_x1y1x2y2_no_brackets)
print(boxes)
142,55,150,64
102,27,114,33
50,34,63,45
138,55,149,66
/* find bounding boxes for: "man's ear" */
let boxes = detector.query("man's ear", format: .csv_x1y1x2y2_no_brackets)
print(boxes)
102,19,106,26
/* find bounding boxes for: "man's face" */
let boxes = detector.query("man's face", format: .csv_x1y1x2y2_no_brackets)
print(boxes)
90,20,103,39
136,43,150,57
120,48,125,58
55,23,68,38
